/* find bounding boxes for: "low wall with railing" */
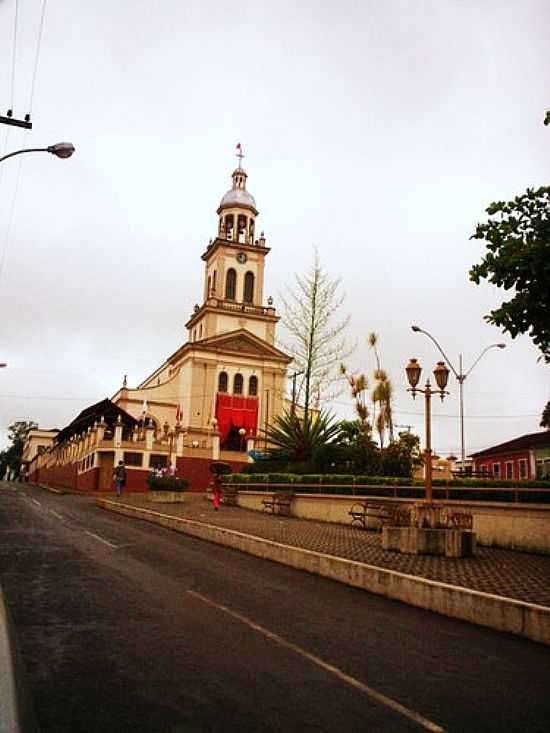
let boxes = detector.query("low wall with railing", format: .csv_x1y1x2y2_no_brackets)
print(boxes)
232,487,550,554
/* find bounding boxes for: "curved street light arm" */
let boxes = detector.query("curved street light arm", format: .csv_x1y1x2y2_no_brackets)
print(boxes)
0,143,75,164
463,343,505,379
411,325,460,379
0,147,49,163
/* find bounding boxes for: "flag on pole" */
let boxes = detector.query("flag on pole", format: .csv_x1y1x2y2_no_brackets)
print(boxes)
176,404,183,424
236,143,241,151
140,399,148,419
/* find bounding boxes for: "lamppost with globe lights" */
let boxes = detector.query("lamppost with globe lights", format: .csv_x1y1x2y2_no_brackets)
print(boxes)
411,325,505,469
405,358,450,504
0,142,75,164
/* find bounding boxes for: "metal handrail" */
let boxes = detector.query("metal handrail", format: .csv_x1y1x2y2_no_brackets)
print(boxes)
224,482,550,503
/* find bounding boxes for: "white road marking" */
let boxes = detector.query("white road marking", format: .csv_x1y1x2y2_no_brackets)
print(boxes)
49,510,64,520
30,498,41,506
84,530,119,549
187,590,445,733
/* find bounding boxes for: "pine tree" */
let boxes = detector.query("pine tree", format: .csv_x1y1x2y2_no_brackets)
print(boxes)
280,252,352,425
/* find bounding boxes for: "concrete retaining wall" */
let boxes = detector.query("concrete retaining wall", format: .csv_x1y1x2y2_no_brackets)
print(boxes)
97,499,550,646
0,586,40,732
236,492,550,555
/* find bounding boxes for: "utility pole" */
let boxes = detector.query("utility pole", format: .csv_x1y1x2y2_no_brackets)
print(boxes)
264,390,270,450
0,109,32,130
289,371,304,417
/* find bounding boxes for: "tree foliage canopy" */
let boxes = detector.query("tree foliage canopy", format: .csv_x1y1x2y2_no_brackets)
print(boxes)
469,186,550,362
0,420,38,477
541,401,550,430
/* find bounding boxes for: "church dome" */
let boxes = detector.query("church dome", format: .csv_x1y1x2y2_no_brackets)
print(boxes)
217,165,258,215
219,187,257,211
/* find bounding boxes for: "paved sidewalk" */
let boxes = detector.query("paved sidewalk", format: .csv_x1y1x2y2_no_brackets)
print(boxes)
107,492,550,608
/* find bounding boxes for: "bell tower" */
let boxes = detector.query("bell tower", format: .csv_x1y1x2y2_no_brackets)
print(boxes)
122,148,291,459
185,147,278,345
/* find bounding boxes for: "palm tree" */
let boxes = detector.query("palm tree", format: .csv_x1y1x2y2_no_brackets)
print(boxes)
368,333,395,447
340,364,370,435
372,368,395,448
263,410,342,467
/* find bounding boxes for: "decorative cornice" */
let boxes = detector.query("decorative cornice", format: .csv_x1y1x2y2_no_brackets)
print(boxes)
201,237,270,262
168,329,292,366
185,299,278,330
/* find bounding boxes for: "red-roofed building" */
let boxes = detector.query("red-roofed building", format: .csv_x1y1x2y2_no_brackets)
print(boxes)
470,432,550,481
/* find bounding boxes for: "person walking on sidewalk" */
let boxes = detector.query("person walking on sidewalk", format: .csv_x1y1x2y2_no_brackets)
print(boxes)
212,474,223,510
113,460,127,498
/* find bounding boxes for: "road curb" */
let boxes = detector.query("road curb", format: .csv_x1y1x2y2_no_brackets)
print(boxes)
97,498,550,646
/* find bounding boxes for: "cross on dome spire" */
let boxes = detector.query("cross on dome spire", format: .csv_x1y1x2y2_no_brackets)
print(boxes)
235,142,244,169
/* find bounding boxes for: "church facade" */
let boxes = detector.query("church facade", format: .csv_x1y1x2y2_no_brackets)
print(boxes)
27,156,292,492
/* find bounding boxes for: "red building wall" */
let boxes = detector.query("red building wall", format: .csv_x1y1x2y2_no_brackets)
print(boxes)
122,469,149,492
76,467,99,491
29,462,150,493
176,456,247,492
30,456,247,494
473,450,532,480
33,462,78,491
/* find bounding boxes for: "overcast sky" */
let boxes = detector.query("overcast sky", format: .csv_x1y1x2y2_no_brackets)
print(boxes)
0,0,548,457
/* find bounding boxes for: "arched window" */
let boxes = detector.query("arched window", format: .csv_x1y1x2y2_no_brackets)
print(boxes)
234,373,243,395
225,268,237,300
249,375,258,396
212,270,217,293
225,214,234,240
243,271,254,303
218,372,228,393
238,215,247,243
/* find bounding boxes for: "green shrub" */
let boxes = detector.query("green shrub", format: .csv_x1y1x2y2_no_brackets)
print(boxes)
147,476,189,492
326,474,354,484
268,473,295,484
221,472,550,503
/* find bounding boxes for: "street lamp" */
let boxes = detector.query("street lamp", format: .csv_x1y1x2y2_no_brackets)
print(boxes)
0,142,75,164
411,325,505,469
406,358,450,503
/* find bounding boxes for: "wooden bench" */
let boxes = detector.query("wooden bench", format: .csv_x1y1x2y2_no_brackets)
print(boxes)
262,492,293,516
349,501,410,530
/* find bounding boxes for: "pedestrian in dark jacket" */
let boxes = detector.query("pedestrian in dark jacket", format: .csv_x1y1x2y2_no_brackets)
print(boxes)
113,460,127,498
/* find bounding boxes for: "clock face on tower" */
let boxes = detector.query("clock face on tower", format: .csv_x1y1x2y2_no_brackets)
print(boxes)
236,251,247,264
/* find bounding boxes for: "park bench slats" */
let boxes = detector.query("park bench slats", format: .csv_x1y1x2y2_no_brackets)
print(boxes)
262,492,293,516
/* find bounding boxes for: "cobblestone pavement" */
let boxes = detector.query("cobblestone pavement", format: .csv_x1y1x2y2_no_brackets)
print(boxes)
109,493,550,608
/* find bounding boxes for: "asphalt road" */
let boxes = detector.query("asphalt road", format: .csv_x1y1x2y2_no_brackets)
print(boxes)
1,482,549,733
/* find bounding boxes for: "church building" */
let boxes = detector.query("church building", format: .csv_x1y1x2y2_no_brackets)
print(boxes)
27,153,292,492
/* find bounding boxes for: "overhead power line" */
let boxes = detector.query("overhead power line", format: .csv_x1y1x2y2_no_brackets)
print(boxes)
10,0,19,110
0,390,542,421
28,0,47,114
